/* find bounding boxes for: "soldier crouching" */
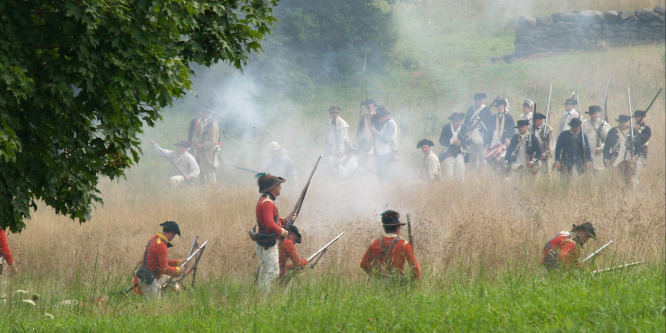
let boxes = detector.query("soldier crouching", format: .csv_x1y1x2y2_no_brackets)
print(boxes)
360,210,421,283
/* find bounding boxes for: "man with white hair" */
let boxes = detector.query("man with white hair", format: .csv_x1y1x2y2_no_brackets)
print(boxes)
485,98,515,148
518,99,534,130
557,98,580,136
151,139,200,187
581,105,610,172
264,141,297,183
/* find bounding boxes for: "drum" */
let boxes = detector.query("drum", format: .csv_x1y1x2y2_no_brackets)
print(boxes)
484,144,506,168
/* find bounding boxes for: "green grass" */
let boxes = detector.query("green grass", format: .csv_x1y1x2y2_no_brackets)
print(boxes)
2,264,663,332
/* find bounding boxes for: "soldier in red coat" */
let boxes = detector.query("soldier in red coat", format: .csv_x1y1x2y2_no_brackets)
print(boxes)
360,210,421,281
0,229,16,274
542,222,596,270
253,173,291,290
134,221,192,298
279,225,308,278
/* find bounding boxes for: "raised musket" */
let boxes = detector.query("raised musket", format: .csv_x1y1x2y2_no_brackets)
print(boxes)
467,95,499,138
544,84,553,128
179,236,199,281
596,76,611,148
627,86,635,159
583,240,613,262
406,214,414,248
285,156,321,226
643,87,663,114
592,261,644,274
307,232,344,263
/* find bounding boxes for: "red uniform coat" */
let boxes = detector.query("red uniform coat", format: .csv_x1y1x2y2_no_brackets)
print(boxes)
360,235,421,281
0,230,14,266
279,239,308,277
256,194,285,235
542,232,581,267
134,232,182,294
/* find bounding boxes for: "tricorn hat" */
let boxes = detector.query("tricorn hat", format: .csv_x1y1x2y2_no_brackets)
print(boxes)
448,112,465,121
516,119,530,128
586,105,602,114
174,140,189,147
381,210,406,226
633,110,647,117
416,139,435,149
534,112,546,120
616,115,631,123
495,98,508,107
160,221,181,237
474,93,487,100
564,98,578,105
572,222,596,239
257,173,286,193
523,99,534,108
328,105,341,113
285,224,302,244
360,99,377,107
568,118,582,127
375,106,390,117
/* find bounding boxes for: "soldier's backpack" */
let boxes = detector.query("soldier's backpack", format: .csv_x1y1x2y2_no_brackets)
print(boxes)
135,238,159,284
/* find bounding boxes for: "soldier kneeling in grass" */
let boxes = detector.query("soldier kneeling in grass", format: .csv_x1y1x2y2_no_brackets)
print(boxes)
360,210,421,282
541,222,596,270
134,221,193,299
278,225,308,283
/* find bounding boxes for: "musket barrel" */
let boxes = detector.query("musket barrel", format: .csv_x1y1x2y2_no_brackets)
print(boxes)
583,240,613,262
307,232,344,262
592,261,644,274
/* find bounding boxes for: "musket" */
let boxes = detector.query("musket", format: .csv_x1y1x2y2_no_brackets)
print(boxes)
307,232,344,263
592,261,644,274
575,90,582,120
643,87,663,114
285,156,321,226
533,83,538,114
179,236,199,281
406,214,414,248
234,166,261,174
160,240,209,291
583,240,613,262
597,76,611,148
545,84,552,128
467,95,499,141
190,240,207,288
628,86,634,159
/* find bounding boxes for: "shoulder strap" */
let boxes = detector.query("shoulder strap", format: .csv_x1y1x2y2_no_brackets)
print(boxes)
142,238,159,269
379,237,401,261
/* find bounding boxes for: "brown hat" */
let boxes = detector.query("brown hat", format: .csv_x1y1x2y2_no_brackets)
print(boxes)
256,173,286,193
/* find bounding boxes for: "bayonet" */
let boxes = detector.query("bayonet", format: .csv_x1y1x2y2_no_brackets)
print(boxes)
583,240,613,262
643,87,663,114
545,83,552,128
592,261,644,274
628,86,634,159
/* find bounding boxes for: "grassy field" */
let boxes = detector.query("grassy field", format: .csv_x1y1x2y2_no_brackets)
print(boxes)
2,0,665,331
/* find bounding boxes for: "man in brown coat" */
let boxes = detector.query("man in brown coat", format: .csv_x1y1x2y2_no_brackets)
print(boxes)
192,108,220,184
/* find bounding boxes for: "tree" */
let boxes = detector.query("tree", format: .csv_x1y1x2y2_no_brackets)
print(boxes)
0,0,278,232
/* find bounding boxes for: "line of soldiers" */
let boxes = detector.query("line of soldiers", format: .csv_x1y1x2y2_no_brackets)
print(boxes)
417,93,652,185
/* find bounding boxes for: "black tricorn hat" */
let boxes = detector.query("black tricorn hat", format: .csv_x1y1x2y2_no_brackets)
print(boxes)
160,221,181,237
256,173,286,193
416,139,435,149
495,98,508,106
564,98,578,105
572,222,596,239
586,105,602,114
285,224,302,244
381,210,406,226
448,112,465,121
474,93,487,100
516,119,530,128
375,106,390,117
633,110,647,117
328,105,341,113
534,112,546,120
174,140,189,147
568,118,582,127
616,115,631,123
360,99,377,107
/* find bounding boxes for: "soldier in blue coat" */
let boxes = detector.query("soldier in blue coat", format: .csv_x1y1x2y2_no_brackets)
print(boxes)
504,120,542,175
554,118,592,176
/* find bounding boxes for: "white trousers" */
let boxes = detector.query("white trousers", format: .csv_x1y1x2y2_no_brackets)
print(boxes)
443,155,465,181
633,156,646,185
169,175,185,187
255,243,279,291
468,143,486,170
139,275,170,299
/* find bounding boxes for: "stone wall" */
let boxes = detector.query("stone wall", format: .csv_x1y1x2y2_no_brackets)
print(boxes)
513,6,665,58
